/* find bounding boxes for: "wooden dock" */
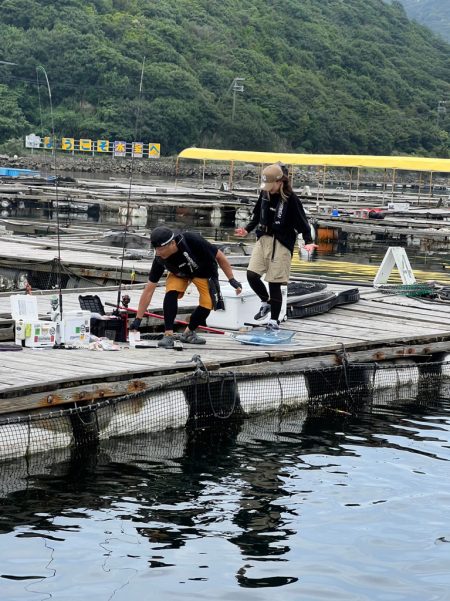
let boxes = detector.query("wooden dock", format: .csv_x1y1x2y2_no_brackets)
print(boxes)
0,234,153,283
314,213,450,243
1,281,450,416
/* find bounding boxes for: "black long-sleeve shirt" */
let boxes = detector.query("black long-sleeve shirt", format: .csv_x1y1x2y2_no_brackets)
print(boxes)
245,191,313,254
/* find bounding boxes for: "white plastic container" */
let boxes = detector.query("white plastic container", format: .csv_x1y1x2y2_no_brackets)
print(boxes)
57,310,91,346
10,294,39,321
10,294,56,348
207,283,287,330
15,320,56,348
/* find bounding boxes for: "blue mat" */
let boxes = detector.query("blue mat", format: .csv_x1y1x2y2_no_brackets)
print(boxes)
232,329,296,346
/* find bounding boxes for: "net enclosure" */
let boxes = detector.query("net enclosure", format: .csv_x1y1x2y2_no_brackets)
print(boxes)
0,356,449,461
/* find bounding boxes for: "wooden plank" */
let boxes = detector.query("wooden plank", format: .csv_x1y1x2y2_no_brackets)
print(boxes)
0,269,448,413
335,299,450,322
292,310,450,333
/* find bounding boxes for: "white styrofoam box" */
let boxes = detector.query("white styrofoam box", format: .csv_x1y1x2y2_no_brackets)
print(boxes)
372,361,419,390
0,417,73,460
10,294,39,320
15,319,56,347
238,378,283,414
57,310,91,346
207,282,287,330
97,389,189,438
238,375,308,415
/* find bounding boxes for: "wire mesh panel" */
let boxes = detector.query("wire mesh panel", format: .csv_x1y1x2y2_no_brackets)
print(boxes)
0,359,449,460
0,415,73,460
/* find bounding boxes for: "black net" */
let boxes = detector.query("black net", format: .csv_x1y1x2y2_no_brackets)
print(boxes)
377,283,436,297
0,359,449,460
0,259,121,292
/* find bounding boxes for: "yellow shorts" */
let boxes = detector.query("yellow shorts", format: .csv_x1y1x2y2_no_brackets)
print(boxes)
166,273,213,310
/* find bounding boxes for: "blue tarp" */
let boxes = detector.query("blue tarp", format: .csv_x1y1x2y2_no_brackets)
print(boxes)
0,167,40,177
233,329,296,346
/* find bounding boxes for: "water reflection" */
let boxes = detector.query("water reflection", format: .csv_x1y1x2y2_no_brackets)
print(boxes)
0,386,449,600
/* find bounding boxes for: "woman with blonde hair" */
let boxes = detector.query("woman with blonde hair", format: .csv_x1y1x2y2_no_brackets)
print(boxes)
236,163,317,330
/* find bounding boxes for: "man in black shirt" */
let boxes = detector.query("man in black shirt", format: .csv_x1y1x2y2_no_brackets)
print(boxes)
130,226,242,348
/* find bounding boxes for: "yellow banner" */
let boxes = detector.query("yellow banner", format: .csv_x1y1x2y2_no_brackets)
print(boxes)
132,142,143,158
96,140,109,153
61,137,74,151
79,139,92,152
148,143,161,158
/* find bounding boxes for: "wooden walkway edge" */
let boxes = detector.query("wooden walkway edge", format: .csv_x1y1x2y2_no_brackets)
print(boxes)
1,283,450,417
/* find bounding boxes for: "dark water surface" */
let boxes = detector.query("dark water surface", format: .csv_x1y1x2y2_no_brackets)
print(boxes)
1,391,450,600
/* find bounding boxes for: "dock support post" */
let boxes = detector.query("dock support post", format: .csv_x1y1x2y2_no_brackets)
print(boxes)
175,157,179,189
391,169,396,203
355,168,360,203
229,160,234,191
315,166,321,203
322,164,327,201
429,171,433,206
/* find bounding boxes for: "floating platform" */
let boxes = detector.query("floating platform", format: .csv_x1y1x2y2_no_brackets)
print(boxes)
0,282,449,417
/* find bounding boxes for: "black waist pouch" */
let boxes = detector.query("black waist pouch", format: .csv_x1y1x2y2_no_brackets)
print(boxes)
208,277,225,311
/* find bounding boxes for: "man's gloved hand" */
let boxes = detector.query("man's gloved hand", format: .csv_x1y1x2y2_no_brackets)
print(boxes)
129,317,142,331
229,278,242,292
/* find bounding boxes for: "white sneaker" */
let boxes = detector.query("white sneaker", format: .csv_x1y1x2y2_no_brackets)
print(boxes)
265,319,280,332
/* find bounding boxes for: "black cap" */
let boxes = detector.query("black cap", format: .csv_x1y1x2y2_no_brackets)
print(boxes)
150,226,175,248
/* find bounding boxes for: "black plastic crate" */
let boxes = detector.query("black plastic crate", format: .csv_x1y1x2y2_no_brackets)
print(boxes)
78,295,105,315
79,295,127,342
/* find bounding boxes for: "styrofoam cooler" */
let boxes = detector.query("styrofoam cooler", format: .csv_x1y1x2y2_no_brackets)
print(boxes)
10,295,56,348
56,310,91,346
15,320,56,347
207,283,287,330
10,295,39,322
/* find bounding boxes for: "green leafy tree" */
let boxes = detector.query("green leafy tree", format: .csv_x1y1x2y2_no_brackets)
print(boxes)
0,84,29,140
0,0,448,155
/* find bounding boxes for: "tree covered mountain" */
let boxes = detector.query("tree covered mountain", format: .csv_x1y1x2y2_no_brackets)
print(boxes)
0,0,449,156
391,1,450,42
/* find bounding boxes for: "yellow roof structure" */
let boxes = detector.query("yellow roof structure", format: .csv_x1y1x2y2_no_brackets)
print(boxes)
178,147,450,173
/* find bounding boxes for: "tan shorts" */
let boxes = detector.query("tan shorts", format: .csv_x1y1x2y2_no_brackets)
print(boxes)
166,273,213,310
247,235,291,283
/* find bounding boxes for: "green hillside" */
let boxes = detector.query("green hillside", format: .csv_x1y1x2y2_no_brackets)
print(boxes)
0,0,449,156
392,1,450,42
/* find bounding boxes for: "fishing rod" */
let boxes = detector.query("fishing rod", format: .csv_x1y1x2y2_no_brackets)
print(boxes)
36,65,64,316
0,60,63,310
115,56,146,313
105,302,226,335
